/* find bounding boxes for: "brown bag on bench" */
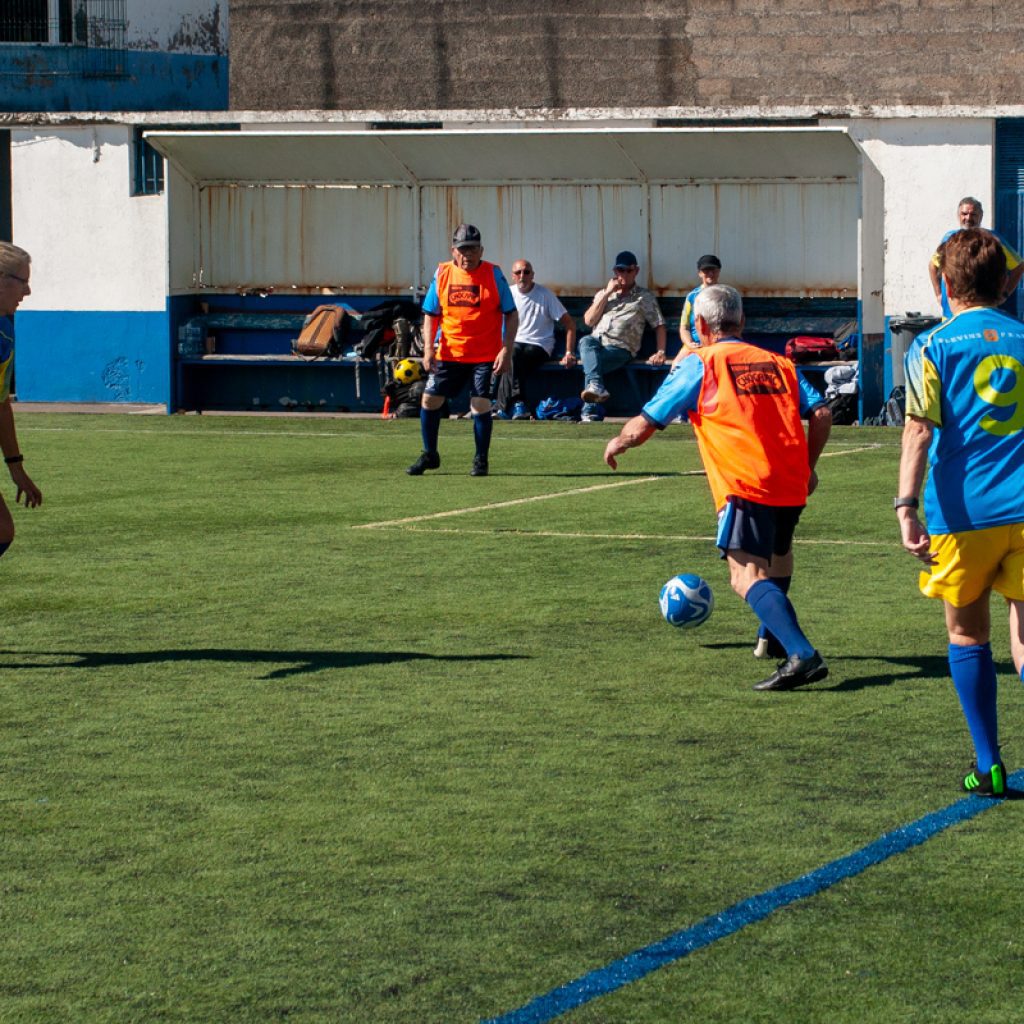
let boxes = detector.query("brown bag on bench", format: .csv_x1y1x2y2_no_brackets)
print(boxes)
293,305,348,359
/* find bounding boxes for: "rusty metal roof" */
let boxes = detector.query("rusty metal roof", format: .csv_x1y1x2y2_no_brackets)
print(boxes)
146,126,859,185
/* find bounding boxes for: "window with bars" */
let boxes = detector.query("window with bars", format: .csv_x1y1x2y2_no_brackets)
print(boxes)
132,127,165,197
1,1,126,76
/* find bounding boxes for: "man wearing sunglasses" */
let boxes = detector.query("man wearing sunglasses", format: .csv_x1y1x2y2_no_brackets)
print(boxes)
578,251,666,422
407,224,518,477
494,260,577,420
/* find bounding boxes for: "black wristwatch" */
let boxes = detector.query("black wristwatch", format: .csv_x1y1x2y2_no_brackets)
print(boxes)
893,496,919,510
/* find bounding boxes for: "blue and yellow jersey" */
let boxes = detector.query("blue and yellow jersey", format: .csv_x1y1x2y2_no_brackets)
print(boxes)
0,318,13,403
680,284,704,343
932,229,1022,318
905,307,1024,533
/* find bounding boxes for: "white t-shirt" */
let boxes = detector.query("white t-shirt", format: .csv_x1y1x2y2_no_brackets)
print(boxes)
512,283,568,355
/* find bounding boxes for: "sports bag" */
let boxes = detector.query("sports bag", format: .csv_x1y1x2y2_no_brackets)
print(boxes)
785,336,840,363
293,305,348,359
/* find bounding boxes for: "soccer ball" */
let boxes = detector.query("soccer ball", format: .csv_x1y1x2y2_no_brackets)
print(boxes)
394,358,423,383
659,574,714,629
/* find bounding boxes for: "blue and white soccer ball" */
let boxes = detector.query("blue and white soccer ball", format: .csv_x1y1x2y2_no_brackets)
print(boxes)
659,573,714,629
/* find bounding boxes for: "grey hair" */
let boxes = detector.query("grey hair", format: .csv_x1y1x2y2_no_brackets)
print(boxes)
0,241,31,276
958,196,983,213
693,283,744,336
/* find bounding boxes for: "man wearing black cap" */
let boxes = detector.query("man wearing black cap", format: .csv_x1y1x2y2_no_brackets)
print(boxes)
407,224,518,477
672,254,722,367
578,250,666,422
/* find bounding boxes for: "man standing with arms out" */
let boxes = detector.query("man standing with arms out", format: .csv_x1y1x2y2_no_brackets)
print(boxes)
407,224,517,478
0,242,43,552
494,258,577,420
672,254,722,366
928,196,1024,318
603,285,832,691
578,251,667,422
899,228,1024,797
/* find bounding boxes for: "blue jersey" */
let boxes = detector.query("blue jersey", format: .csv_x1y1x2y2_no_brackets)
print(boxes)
904,306,1024,533
680,284,704,344
0,318,13,403
933,229,1022,318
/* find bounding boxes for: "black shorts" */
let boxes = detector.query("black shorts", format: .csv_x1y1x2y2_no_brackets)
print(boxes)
424,360,494,400
715,496,804,562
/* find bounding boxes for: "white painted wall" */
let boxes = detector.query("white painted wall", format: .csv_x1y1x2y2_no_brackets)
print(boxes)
837,118,995,317
12,126,169,312
125,0,226,55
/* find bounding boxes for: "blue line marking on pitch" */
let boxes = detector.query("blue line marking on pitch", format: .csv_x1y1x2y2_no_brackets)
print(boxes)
482,770,1023,1024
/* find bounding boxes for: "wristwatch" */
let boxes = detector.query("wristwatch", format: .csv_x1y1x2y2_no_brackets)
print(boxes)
893,496,920,510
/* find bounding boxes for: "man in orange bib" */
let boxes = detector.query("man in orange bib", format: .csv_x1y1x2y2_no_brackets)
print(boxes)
406,224,518,478
604,284,833,691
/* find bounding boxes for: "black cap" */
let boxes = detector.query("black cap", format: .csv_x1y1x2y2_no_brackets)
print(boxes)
452,223,482,248
697,254,722,270
613,250,638,269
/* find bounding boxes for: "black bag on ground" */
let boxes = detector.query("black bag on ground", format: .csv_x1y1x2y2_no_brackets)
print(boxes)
355,301,423,361
881,385,906,427
827,391,858,425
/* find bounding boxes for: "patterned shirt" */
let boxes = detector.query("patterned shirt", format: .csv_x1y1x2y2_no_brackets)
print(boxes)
593,286,665,356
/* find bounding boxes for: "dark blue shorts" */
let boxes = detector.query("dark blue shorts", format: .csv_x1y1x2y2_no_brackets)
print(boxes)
716,496,805,562
424,360,494,400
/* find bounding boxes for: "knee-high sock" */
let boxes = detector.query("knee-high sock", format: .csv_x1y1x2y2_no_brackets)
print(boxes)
420,406,442,454
0,542,9,558
757,575,791,642
949,642,1000,772
473,410,493,458
745,579,814,660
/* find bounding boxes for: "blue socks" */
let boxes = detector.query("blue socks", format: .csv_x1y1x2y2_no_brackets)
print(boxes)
420,406,442,454
949,642,1000,772
757,575,791,644
746,579,814,661
0,541,8,558
473,410,493,459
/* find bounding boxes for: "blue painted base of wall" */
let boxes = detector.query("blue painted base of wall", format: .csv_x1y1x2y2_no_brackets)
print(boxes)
15,310,171,404
0,48,227,112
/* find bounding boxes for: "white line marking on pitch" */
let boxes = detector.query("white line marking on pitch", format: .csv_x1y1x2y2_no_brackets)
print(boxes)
362,525,892,546
353,474,703,529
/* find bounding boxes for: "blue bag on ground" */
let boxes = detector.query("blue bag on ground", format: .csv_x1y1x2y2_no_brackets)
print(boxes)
535,396,583,421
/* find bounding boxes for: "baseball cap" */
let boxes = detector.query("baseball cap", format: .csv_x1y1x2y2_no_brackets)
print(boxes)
613,250,638,269
697,254,722,270
452,224,482,249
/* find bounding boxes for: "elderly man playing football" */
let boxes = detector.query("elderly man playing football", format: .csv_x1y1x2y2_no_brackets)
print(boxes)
604,284,832,691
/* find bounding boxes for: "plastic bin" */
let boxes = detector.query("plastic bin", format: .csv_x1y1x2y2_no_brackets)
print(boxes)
889,313,940,386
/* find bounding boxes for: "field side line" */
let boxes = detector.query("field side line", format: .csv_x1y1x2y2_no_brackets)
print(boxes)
481,772,1023,1024
353,474,698,529
819,444,883,457
364,525,891,547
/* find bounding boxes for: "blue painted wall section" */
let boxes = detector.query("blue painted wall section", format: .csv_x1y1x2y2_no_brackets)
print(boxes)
0,48,227,112
15,309,171,404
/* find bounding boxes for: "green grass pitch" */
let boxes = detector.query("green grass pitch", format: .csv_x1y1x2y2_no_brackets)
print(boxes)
1,412,1022,1023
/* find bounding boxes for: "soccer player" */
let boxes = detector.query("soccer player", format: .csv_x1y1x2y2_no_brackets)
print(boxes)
406,224,518,478
671,253,722,366
604,284,832,691
899,227,1024,797
0,242,43,550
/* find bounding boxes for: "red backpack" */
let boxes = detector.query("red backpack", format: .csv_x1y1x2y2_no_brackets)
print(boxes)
785,336,839,363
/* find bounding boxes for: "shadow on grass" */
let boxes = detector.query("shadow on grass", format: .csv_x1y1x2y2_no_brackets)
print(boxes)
703,645,957,692
0,648,526,681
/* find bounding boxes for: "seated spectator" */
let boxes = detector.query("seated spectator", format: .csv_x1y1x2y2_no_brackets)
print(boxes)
578,250,666,422
494,258,577,419
672,253,722,368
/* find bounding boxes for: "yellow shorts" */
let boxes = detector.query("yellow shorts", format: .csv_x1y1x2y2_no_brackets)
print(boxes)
920,522,1024,606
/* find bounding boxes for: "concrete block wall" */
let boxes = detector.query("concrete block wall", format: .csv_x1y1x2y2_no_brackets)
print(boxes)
229,0,1024,112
